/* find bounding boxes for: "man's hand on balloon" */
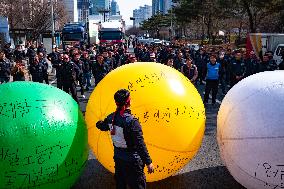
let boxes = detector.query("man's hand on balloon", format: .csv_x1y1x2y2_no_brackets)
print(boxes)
147,163,154,174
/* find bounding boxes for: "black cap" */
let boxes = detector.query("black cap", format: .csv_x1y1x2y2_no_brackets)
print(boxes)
114,89,130,106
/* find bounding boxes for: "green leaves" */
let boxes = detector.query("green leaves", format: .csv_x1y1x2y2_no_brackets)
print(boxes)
141,13,171,31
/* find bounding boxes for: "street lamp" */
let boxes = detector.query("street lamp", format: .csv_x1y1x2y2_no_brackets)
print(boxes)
170,4,176,40
51,2,55,47
48,0,55,47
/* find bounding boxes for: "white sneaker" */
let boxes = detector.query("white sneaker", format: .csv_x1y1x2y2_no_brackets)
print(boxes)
82,95,86,98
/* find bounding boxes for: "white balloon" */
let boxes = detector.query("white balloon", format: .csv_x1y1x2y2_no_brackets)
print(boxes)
217,71,284,189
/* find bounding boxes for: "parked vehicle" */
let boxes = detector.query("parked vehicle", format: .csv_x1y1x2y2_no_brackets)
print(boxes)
99,16,125,46
246,33,284,65
62,22,88,49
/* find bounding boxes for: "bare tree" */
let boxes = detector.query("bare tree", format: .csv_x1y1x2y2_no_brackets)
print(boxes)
0,0,68,41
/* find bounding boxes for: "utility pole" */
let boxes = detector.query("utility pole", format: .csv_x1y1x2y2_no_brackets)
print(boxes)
170,3,176,41
201,15,205,44
51,0,55,47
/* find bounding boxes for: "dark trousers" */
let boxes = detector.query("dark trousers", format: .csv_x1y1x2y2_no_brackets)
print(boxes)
78,79,84,95
63,82,79,103
115,158,146,189
76,75,84,95
197,66,204,84
0,77,10,84
32,76,43,83
83,72,92,90
230,77,242,89
219,76,226,94
57,78,63,90
44,73,49,84
204,79,219,104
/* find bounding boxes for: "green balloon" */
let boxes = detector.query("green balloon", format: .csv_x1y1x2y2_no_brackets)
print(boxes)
0,82,88,189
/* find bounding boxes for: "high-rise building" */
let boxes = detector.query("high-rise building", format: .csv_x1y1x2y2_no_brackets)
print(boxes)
133,5,152,27
110,0,120,16
152,0,173,15
63,0,78,22
89,0,110,15
78,0,90,22
152,0,163,15
164,0,173,14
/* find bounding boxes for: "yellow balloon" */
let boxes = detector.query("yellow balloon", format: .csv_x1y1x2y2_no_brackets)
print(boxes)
86,62,206,182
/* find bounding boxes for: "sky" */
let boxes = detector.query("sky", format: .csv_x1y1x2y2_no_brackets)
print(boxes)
116,0,152,26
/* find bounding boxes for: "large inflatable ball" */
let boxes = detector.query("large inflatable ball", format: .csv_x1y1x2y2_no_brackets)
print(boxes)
86,62,206,182
217,71,284,189
0,82,88,189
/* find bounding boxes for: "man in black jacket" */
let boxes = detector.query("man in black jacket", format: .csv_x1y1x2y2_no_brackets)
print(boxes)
81,51,92,91
37,42,47,57
173,52,184,71
14,45,25,62
2,43,13,61
26,44,37,65
245,50,259,77
47,46,60,75
0,51,11,84
228,52,246,88
61,54,80,103
92,53,110,86
73,53,85,98
38,52,49,84
255,54,277,73
29,55,46,83
195,49,208,85
96,89,154,189
52,53,64,89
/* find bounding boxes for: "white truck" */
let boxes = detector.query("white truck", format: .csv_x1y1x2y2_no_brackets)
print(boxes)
98,18,125,46
88,16,101,45
246,33,284,65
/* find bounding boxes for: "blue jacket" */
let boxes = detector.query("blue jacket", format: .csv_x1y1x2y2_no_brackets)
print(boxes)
206,62,221,80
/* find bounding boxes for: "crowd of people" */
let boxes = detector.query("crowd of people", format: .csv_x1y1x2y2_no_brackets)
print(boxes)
0,40,283,105
133,41,283,105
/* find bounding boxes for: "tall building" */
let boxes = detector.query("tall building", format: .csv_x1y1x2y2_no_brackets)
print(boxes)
63,0,78,22
152,0,163,15
152,0,173,15
89,0,110,15
110,0,120,16
164,0,173,14
78,0,90,22
133,5,152,27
